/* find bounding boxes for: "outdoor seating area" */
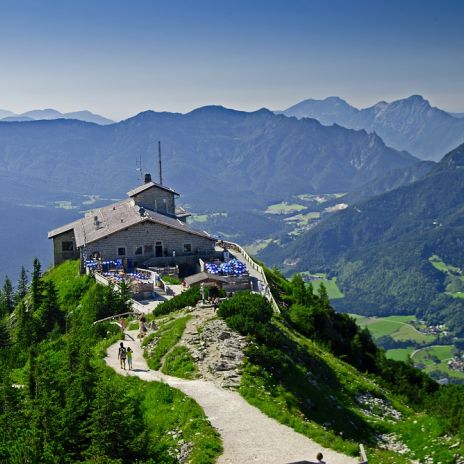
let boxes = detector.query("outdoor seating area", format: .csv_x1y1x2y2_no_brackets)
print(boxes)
204,258,247,276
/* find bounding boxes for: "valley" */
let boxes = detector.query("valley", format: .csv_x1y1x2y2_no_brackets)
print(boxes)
351,314,464,383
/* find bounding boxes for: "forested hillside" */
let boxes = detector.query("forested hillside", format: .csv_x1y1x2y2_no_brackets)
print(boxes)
260,144,464,334
0,260,221,463
1,259,464,463
0,107,416,211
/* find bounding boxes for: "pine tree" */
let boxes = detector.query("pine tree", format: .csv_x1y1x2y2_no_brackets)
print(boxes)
15,266,28,304
317,282,330,309
0,318,9,346
39,281,64,336
15,300,36,347
31,258,43,312
291,274,315,306
0,276,14,317
117,280,131,313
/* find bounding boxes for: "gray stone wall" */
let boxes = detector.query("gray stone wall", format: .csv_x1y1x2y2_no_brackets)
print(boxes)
132,187,176,214
52,230,79,266
84,221,214,263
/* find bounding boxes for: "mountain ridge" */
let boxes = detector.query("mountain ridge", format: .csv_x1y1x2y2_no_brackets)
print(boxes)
280,95,464,160
259,143,464,335
0,107,114,125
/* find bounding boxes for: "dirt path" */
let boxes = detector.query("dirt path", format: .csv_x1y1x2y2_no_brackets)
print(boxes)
105,330,358,464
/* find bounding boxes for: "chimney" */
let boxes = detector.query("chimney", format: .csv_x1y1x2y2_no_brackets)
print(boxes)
144,173,152,184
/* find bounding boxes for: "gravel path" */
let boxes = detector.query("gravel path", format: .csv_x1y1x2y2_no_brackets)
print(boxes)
105,331,359,464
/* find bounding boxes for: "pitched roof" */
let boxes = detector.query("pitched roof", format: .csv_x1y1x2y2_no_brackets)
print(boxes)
48,219,81,239
184,272,229,286
48,200,214,247
127,181,179,197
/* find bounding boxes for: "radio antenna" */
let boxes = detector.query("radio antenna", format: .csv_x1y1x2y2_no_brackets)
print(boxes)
135,154,144,181
158,140,163,185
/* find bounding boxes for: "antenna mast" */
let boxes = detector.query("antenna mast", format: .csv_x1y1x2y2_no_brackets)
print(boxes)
158,140,163,185
136,154,143,181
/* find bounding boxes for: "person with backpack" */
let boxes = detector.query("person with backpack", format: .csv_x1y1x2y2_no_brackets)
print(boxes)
126,346,133,370
118,342,127,370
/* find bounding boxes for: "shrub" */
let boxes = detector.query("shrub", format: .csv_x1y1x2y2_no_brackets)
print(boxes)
154,287,201,316
217,292,273,326
161,275,181,285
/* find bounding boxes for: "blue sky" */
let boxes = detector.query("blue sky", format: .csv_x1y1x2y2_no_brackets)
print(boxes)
0,0,463,119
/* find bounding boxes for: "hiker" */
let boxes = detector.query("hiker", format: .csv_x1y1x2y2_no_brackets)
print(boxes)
316,452,326,463
150,320,158,331
126,347,133,370
139,314,147,339
119,317,126,332
118,342,127,369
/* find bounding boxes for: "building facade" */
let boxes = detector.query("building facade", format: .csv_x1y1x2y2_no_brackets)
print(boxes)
48,176,215,271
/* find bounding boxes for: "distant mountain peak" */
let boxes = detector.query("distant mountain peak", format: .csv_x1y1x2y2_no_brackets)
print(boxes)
0,108,114,125
281,94,464,160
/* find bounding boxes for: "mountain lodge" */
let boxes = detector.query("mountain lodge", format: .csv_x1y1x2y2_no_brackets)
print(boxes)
48,174,216,275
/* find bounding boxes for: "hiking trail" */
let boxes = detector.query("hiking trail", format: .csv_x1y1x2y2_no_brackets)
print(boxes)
105,327,358,464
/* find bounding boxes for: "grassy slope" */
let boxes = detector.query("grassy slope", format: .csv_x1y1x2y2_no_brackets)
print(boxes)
49,261,221,463
238,314,463,464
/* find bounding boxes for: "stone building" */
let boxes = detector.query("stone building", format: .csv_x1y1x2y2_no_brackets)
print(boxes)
48,175,216,273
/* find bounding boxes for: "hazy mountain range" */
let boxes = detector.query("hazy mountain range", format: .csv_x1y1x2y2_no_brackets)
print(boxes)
0,108,114,125
279,95,464,161
0,105,418,280
0,106,417,210
260,143,464,334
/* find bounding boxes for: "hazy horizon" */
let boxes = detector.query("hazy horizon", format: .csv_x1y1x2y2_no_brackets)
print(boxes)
1,93,463,123
1,0,463,120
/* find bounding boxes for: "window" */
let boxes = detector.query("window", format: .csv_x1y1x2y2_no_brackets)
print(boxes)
117,247,126,256
62,241,74,252
134,246,143,256
183,243,192,253
144,244,153,255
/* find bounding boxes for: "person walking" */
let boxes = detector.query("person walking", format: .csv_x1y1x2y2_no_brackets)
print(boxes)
316,452,326,463
118,342,127,370
126,346,133,370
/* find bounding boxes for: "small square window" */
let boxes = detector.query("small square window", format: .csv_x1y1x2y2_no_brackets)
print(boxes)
134,246,143,256
144,245,153,254
62,241,74,252
118,247,126,256
183,243,192,253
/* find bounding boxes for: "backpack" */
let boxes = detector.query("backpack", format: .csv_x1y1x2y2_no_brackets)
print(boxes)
119,346,127,358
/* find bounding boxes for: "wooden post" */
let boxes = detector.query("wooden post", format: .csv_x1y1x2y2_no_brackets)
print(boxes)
359,444,368,463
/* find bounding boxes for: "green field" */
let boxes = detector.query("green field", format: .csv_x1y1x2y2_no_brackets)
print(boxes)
424,363,464,381
191,212,228,223
351,314,464,382
429,254,461,274
412,345,454,366
296,193,345,203
352,314,436,343
429,255,464,298
410,345,464,381
265,202,306,214
386,347,414,362
54,200,78,210
302,273,344,299
244,239,273,256
284,211,320,226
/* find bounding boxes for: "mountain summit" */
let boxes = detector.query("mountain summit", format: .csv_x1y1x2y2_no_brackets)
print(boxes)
280,95,464,160
0,108,114,125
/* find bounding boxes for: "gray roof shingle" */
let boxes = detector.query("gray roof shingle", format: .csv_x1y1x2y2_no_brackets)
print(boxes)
48,199,213,247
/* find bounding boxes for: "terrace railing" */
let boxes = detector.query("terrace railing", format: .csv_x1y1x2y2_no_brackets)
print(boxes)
219,240,280,314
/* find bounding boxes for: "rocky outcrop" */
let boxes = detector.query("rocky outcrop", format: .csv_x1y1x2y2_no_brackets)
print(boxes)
356,392,402,422
181,306,247,389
